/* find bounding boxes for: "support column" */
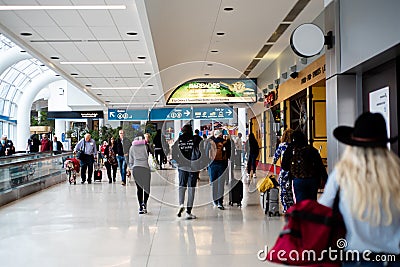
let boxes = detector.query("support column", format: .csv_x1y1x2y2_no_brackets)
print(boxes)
238,108,247,138
173,120,181,141
193,120,201,132
16,73,62,151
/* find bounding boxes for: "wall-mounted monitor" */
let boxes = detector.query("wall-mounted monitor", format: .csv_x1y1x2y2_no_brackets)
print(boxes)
166,78,257,105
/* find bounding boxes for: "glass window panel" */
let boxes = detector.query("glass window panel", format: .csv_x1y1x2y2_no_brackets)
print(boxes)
0,99,4,114
6,85,16,99
10,103,16,118
0,83,10,98
3,100,10,117
13,73,28,88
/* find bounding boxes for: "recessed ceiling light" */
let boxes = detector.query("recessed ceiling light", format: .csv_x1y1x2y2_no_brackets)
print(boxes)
0,5,126,10
150,93,157,96
20,32,32,36
207,63,213,66
50,56,59,60
210,50,219,53
70,73,79,76
144,72,152,76
204,73,210,76
126,32,138,36
85,84,92,87
59,61,145,65
20,50,26,53
105,100,111,103
216,32,225,36
148,84,154,87
96,93,102,96
55,74,60,76
137,56,146,60
40,64,45,67
223,7,234,11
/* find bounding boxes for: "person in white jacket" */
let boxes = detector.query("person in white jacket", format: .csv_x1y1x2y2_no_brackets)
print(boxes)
129,133,151,215
319,112,400,266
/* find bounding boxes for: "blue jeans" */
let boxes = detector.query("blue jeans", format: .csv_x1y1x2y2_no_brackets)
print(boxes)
292,177,319,203
209,161,228,205
116,155,127,182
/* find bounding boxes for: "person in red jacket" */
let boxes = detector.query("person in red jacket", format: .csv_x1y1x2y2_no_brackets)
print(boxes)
40,134,52,152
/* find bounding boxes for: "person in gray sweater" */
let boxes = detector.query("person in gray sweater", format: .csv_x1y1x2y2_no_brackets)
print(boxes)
129,133,151,214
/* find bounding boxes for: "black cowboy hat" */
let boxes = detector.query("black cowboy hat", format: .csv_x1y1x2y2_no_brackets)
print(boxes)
333,112,398,147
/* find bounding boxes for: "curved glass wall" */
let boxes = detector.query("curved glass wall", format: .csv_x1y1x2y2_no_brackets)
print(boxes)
0,34,51,140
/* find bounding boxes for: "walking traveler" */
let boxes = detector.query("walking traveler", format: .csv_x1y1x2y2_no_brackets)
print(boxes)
40,134,52,152
129,133,152,215
284,130,327,203
272,128,294,213
115,130,131,185
74,133,97,184
246,133,259,182
319,112,400,266
207,129,231,210
172,124,198,219
153,129,168,169
104,137,118,183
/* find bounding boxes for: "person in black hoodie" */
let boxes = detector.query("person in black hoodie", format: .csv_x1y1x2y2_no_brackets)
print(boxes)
172,124,198,219
153,129,168,169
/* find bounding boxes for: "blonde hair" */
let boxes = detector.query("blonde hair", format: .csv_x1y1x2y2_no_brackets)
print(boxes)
281,128,294,143
336,146,400,225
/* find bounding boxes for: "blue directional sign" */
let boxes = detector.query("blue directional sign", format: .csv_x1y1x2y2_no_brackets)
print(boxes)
193,107,233,119
150,107,192,121
108,109,149,121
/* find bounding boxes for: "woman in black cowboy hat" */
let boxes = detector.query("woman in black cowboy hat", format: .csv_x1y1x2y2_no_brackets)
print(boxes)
319,112,400,266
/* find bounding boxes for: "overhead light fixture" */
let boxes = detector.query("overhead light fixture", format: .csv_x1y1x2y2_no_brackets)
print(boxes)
224,7,234,11
281,72,288,79
0,5,126,10
20,32,32,36
216,32,225,36
60,61,145,65
91,87,151,90
268,84,274,89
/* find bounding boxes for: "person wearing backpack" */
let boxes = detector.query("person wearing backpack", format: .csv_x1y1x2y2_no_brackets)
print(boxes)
207,129,231,210
172,124,198,219
286,130,327,203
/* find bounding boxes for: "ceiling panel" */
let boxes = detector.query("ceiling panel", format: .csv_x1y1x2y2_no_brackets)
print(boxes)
15,10,57,27
48,10,86,27
115,65,139,78
32,26,69,40
88,26,121,40
62,27,96,41
122,77,145,86
51,43,86,61
80,10,114,27
75,42,107,61
101,42,130,60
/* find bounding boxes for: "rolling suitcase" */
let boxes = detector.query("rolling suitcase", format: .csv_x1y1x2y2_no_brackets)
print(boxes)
94,163,102,182
260,187,280,216
229,179,243,207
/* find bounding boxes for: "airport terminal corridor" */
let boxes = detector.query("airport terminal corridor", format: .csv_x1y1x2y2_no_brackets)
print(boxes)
0,168,284,267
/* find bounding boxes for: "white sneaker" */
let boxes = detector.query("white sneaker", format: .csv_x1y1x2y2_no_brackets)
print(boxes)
186,213,197,220
177,205,185,217
253,173,257,179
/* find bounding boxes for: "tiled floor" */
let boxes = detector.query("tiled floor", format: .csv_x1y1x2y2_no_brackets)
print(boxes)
0,166,285,267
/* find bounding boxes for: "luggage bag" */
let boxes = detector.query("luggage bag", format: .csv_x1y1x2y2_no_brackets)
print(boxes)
260,187,280,216
94,163,102,182
229,179,243,207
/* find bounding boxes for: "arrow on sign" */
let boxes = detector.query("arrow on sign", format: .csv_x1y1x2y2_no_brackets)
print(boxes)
226,109,233,116
110,112,115,118
184,110,191,116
